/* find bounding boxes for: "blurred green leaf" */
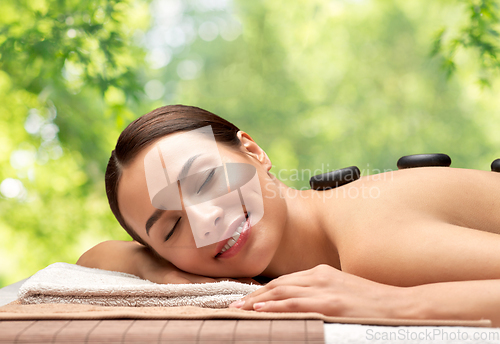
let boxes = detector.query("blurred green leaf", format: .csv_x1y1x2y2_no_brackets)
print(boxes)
431,0,500,84
1,0,500,287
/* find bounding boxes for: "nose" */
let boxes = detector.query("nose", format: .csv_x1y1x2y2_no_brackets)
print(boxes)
214,216,221,227
186,204,224,242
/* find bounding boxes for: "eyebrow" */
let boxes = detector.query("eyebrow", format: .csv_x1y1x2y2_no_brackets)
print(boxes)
145,154,201,236
177,153,202,181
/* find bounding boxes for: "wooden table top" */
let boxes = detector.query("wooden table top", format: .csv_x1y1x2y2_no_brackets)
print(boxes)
0,319,324,343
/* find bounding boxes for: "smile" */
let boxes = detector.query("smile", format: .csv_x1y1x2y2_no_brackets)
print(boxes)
215,212,251,258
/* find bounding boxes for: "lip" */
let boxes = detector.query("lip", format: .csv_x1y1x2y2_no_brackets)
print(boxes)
215,214,251,258
215,214,251,259
214,213,247,257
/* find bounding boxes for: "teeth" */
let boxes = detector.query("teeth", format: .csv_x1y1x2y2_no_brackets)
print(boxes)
232,226,243,240
219,219,247,254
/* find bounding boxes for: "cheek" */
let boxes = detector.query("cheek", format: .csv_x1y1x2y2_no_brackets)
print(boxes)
162,248,203,272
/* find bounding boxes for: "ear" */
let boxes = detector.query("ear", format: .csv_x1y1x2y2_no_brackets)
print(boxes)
237,131,272,172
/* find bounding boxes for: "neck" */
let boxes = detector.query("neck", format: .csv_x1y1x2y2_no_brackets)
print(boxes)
262,178,342,278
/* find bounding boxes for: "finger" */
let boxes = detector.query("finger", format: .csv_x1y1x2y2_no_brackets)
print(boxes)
239,273,315,300
232,286,309,310
262,267,326,287
247,265,341,299
252,298,325,313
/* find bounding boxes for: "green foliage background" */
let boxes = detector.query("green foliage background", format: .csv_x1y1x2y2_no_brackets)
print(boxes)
1,0,499,287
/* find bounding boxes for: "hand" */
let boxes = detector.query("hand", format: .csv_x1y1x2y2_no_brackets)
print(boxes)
229,264,407,318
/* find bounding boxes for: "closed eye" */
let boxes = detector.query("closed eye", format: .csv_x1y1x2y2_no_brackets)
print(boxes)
197,168,215,194
165,217,181,241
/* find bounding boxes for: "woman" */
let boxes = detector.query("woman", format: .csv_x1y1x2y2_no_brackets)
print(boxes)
78,104,500,325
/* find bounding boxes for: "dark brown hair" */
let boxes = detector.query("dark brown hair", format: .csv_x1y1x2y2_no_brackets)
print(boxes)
105,105,241,246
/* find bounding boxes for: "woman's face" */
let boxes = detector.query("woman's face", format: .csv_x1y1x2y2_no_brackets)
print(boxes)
117,129,287,278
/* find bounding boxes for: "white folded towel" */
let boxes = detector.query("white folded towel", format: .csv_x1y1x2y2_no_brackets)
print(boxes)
18,262,260,308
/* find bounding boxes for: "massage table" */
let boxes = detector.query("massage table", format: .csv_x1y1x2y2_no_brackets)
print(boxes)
2,275,499,344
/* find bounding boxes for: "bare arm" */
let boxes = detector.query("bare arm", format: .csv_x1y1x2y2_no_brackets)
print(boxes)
410,278,500,326
233,264,500,326
77,240,225,284
235,217,500,325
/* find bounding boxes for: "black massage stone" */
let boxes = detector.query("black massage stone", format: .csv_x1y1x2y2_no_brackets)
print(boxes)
397,154,451,170
492,159,500,172
310,154,496,191
310,166,361,190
